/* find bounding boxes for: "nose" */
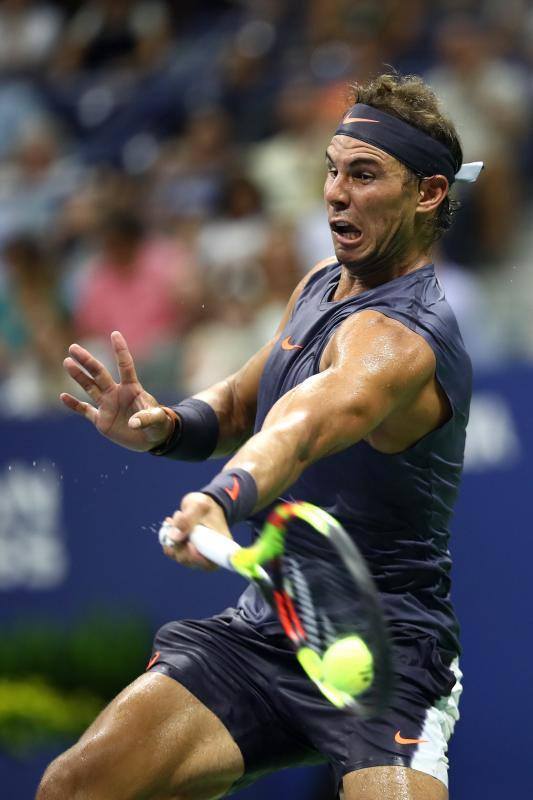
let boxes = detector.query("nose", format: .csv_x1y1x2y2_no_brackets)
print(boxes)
324,174,350,209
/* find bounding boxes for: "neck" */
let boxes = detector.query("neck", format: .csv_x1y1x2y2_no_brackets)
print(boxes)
334,249,432,301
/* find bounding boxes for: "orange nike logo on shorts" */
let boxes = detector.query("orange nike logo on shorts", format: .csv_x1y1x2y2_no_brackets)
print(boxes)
146,651,160,671
224,477,240,501
394,730,428,745
281,336,303,351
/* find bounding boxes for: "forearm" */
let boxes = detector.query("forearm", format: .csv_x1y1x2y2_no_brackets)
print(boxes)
177,338,277,458
152,371,258,461
194,376,255,457
218,371,386,512
197,411,315,529
221,371,373,511
223,413,310,508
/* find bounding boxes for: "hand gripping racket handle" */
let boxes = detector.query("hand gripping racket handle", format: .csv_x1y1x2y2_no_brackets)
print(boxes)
159,521,242,571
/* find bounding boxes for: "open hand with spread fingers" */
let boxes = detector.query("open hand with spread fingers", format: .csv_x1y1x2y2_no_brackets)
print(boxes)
60,330,173,452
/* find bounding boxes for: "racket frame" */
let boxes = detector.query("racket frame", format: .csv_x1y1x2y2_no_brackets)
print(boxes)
159,501,392,713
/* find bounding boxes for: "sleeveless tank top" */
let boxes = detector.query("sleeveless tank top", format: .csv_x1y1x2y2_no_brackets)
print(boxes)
238,262,472,661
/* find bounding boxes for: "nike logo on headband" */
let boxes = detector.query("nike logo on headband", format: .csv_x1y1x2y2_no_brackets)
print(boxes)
342,113,381,125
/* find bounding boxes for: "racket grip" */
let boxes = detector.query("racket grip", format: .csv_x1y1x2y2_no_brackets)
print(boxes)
158,521,241,570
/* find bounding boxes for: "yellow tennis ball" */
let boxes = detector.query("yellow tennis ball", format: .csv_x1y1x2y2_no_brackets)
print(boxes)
322,636,374,696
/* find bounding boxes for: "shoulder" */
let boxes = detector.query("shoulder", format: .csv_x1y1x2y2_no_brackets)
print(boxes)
325,309,437,388
301,254,337,288
279,255,337,328
291,255,337,302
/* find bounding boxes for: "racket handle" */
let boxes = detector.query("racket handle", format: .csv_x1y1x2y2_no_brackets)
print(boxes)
159,521,241,570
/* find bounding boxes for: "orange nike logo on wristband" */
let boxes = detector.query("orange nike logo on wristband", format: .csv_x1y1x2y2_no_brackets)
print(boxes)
224,477,240,501
281,336,303,351
146,651,160,671
394,731,427,745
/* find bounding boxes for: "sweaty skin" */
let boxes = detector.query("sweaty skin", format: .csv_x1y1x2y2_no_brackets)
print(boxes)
46,133,453,800
167,136,450,559
37,672,244,800
343,766,448,800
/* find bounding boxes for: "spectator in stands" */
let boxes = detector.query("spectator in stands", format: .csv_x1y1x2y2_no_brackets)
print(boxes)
0,119,82,246
217,38,280,144
57,167,145,306
196,174,269,305
427,15,529,265
149,107,236,222
181,297,258,397
0,234,71,415
307,0,431,75
72,209,200,392
0,83,49,161
54,0,172,75
253,223,305,341
0,0,62,72
246,79,329,220
182,221,303,396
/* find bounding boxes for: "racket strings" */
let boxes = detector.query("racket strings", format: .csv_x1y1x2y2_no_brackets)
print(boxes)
283,550,372,653
262,503,393,714
284,556,321,650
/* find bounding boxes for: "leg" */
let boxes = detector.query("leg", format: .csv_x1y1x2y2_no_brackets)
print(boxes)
36,672,244,800
342,766,447,800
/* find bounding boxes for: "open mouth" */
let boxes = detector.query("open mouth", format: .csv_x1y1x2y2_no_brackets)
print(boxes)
329,220,362,243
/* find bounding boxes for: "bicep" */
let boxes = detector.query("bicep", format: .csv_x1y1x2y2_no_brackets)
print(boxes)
260,365,392,464
260,311,436,463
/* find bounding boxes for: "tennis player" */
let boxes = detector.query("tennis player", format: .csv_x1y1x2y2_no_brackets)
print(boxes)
38,74,479,800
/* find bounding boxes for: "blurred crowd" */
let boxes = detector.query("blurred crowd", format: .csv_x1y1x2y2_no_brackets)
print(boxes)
0,0,532,416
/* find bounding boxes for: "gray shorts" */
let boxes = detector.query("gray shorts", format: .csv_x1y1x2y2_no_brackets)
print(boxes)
148,609,461,794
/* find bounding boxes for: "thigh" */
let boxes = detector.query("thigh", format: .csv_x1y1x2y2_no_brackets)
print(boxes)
342,766,447,800
150,614,324,787
42,672,244,800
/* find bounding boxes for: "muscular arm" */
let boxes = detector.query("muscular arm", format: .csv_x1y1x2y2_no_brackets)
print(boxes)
193,338,277,457
223,310,438,506
166,309,445,566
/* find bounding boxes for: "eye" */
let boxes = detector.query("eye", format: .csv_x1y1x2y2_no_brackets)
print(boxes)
358,171,375,183
326,164,338,177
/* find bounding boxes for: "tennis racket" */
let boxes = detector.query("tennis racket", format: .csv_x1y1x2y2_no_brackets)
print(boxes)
159,501,392,717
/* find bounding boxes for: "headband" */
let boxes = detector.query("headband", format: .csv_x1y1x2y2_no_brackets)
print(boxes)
335,103,483,185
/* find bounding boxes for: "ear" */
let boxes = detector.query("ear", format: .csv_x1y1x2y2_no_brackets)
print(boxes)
416,175,449,218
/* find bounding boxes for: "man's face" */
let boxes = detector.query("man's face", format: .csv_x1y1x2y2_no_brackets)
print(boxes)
325,135,421,269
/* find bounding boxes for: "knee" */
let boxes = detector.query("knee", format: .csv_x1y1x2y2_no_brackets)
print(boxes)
36,745,99,800
36,753,78,800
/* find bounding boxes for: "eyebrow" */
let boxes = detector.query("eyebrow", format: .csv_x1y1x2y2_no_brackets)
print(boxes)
325,151,382,169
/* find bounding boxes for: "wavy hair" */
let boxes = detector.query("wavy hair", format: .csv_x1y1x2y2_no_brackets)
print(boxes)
348,73,463,243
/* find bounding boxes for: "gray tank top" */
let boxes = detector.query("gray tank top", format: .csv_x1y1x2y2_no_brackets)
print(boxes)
239,262,472,660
